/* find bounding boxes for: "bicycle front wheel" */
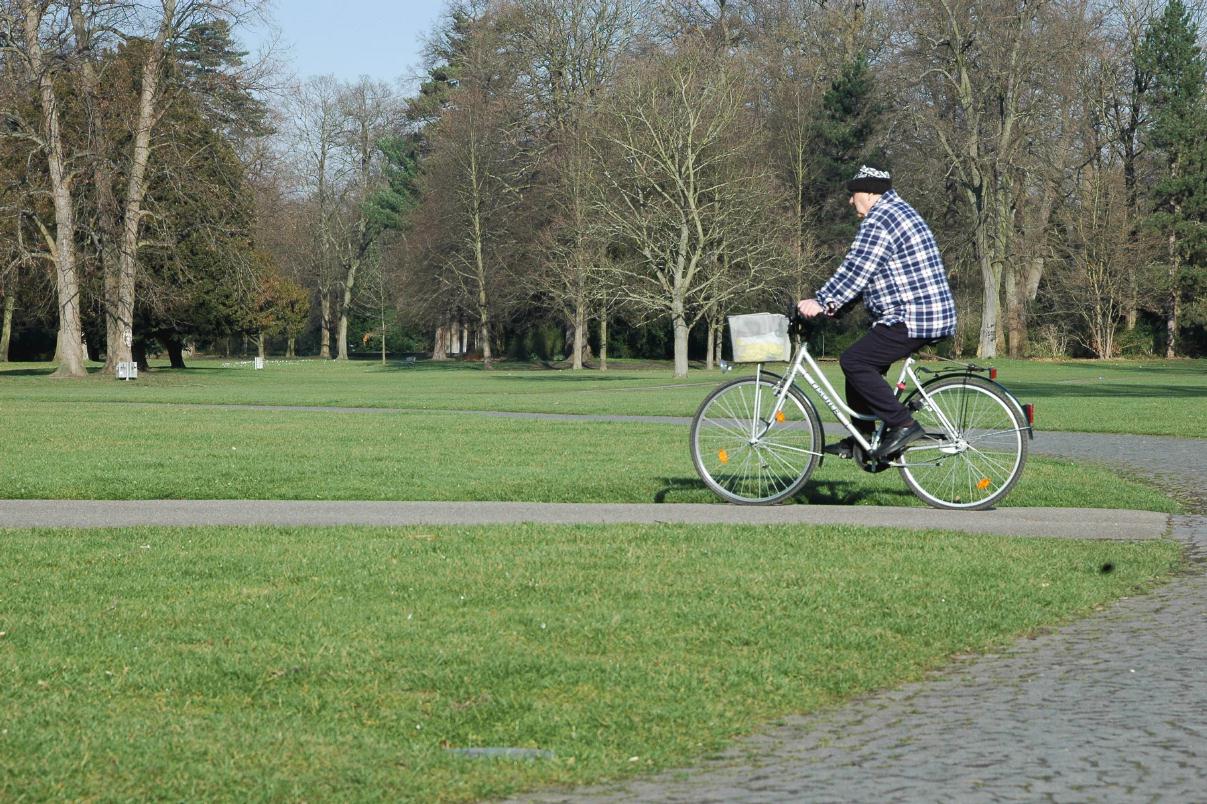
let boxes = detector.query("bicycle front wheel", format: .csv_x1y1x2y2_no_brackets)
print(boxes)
690,376,822,505
899,375,1028,510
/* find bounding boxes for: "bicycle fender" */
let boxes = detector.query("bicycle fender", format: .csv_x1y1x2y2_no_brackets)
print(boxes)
910,373,1034,440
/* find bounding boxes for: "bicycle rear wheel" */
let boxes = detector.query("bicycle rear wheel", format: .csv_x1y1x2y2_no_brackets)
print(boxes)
691,376,822,505
899,375,1028,510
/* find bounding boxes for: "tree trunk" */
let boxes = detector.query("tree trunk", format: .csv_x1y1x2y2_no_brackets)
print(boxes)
132,339,149,372
705,315,716,370
1166,231,1179,359
23,2,87,378
470,201,492,369
673,316,689,378
258,332,266,360
976,244,1001,358
380,301,387,365
709,313,719,364
599,314,608,371
1123,99,1141,332
105,1,174,375
478,304,493,369
1,288,13,362
432,325,449,360
1005,263,1025,358
672,295,689,378
320,292,332,359
337,260,358,361
161,335,186,368
571,302,586,370
287,337,296,359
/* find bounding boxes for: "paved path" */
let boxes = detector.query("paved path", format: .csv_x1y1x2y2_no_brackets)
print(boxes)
0,500,1170,541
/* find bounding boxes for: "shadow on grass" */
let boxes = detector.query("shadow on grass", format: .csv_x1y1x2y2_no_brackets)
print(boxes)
0,363,229,378
1009,381,1207,399
492,373,665,383
0,366,58,377
1030,360,1207,377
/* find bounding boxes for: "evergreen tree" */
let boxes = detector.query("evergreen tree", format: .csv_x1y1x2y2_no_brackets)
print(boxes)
174,20,271,144
808,54,883,252
1137,0,1207,357
405,9,474,129
365,133,421,235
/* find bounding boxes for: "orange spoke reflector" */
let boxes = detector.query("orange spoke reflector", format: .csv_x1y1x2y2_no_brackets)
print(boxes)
775,411,786,423
718,449,730,464
977,477,992,490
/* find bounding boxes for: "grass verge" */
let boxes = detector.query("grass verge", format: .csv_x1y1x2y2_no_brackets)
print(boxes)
0,403,1179,511
0,523,1182,802
2,356,1205,437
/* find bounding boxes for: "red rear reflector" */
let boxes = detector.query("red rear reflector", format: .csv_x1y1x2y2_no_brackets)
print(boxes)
1023,403,1034,425
989,368,998,380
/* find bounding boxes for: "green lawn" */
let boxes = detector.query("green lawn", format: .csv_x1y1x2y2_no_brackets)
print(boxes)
2,355,1204,437
0,355,1193,800
0,402,1179,511
0,523,1182,802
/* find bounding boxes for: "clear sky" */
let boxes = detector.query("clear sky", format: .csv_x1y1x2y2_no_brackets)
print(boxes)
242,0,449,87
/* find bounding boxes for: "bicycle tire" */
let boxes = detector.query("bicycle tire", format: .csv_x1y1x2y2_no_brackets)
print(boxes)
690,375,822,505
898,375,1028,510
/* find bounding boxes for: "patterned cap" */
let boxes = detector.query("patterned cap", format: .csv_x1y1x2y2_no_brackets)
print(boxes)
846,165,892,194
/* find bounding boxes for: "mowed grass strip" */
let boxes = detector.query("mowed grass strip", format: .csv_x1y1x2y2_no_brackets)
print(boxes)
0,403,1179,511
0,524,1182,802
2,356,1205,436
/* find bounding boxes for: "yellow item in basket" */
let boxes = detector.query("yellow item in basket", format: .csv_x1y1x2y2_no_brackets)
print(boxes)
733,334,788,363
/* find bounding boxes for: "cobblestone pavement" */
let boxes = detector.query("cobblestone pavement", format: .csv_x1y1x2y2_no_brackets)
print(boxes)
511,434,1207,803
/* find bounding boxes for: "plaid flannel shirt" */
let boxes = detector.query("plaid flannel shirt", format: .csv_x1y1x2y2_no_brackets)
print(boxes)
816,190,956,340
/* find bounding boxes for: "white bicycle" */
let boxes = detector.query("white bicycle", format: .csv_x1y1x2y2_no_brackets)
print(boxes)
690,312,1034,510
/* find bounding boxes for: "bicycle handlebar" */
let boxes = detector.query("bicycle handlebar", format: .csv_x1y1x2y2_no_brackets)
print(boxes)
785,297,830,336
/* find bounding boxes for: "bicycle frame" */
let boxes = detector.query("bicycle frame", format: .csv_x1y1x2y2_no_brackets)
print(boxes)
754,341,961,457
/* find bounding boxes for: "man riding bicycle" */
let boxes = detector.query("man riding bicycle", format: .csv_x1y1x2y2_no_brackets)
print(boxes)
797,165,956,461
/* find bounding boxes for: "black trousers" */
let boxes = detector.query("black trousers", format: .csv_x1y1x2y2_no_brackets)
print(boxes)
838,323,930,431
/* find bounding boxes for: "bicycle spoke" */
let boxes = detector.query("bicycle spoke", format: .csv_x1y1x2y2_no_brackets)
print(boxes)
902,378,1027,510
691,377,821,504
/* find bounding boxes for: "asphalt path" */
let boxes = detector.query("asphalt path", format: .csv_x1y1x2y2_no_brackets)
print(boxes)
0,499,1171,540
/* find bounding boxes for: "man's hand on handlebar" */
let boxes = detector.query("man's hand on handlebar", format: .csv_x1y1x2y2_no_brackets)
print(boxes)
797,298,827,319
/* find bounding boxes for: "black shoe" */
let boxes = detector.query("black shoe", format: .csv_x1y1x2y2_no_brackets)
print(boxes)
824,437,857,459
874,422,925,460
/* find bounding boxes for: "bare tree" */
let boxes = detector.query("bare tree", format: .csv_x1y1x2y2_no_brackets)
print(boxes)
0,238,18,362
1050,165,1144,357
512,0,640,368
898,0,1055,358
592,47,783,376
2,0,91,376
416,5,531,369
333,77,397,360
284,76,347,358
1003,0,1107,357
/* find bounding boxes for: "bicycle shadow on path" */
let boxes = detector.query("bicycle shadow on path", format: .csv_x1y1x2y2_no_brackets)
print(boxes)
653,477,913,507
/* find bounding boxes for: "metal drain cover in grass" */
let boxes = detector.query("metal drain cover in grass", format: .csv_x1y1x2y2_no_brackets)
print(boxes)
446,747,556,760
